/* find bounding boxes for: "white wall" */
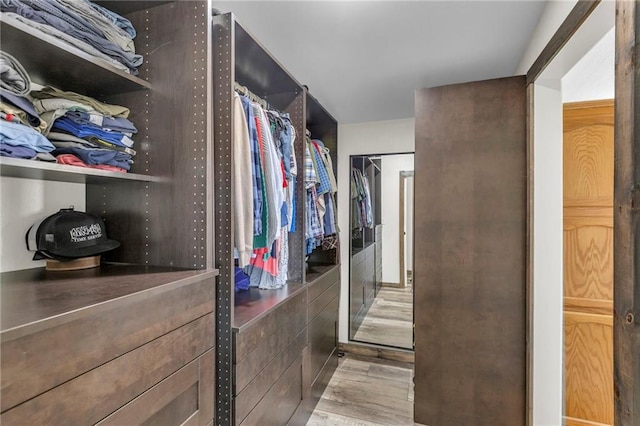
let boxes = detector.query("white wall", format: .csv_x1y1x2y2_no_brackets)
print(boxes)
337,117,415,342
380,154,414,284
532,82,564,426
0,177,85,272
562,27,615,103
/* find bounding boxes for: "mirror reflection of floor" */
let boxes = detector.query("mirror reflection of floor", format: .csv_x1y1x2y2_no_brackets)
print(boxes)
353,285,413,349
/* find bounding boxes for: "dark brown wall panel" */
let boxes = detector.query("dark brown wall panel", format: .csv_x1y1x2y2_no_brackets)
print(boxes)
414,76,527,426
614,1,640,424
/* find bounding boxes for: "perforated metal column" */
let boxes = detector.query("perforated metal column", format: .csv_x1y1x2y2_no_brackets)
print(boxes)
287,91,306,283
212,13,235,426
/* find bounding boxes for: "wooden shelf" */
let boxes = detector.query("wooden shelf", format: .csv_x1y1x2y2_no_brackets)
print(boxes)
0,18,151,98
1,264,219,333
0,157,160,184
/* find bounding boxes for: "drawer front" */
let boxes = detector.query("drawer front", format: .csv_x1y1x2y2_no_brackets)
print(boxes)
307,265,339,302
1,313,214,425
234,294,307,392
309,296,338,383
308,280,339,323
235,329,306,424
234,289,306,364
1,276,214,412
239,353,303,426
97,349,214,426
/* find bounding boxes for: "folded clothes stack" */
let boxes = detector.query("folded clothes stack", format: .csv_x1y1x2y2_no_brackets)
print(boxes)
0,52,56,160
0,0,142,74
31,85,137,172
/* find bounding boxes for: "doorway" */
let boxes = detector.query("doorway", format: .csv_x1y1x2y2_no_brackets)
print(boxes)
560,25,615,426
534,5,615,425
399,171,414,290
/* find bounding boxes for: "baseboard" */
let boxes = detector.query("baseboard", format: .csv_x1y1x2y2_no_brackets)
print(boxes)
381,281,402,288
340,341,414,364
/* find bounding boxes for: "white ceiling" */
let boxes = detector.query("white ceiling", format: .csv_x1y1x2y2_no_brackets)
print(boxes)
213,1,547,123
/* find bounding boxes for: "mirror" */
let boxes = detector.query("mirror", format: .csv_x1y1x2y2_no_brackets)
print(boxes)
349,152,414,350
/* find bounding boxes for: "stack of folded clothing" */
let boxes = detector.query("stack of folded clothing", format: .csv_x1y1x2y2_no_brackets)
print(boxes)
0,51,56,160
31,85,137,172
0,0,142,74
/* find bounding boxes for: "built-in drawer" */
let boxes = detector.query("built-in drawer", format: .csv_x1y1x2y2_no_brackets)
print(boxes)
309,296,338,383
307,265,339,303
235,329,306,424
309,279,340,322
239,353,303,426
1,313,214,425
1,275,214,412
234,289,306,393
97,349,214,426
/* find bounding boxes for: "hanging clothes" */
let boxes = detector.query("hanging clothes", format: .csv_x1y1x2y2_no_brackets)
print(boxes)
351,167,373,232
232,92,254,268
304,135,339,255
232,90,299,290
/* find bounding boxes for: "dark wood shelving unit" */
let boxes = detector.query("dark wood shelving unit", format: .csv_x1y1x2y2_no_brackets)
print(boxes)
213,12,339,426
1,3,216,423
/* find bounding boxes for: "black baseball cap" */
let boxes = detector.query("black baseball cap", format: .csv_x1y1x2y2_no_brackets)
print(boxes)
26,207,120,261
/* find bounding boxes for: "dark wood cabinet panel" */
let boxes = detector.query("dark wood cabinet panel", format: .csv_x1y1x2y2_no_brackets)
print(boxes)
234,287,307,362
308,265,340,302
414,76,526,426
239,354,303,426
1,267,216,413
2,313,214,425
309,280,340,322
97,349,214,426
232,282,320,426
350,245,376,337
234,306,306,395
235,330,307,424
309,296,339,383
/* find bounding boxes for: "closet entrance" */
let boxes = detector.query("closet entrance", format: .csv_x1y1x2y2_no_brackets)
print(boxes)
348,152,414,350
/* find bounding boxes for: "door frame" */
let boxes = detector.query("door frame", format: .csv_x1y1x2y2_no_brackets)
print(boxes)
525,0,638,424
398,170,414,289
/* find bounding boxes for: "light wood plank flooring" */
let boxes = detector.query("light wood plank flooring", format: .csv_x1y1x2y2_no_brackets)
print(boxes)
307,354,414,425
353,285,413,349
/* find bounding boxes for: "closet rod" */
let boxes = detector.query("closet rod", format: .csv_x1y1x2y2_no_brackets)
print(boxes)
234,82,268,110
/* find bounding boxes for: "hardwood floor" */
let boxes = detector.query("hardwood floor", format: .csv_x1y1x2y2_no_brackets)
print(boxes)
353,285,413,349
306,354,414,425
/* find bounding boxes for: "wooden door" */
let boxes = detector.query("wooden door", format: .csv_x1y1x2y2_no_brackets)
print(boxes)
414,76,527,426
563,100,614,426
